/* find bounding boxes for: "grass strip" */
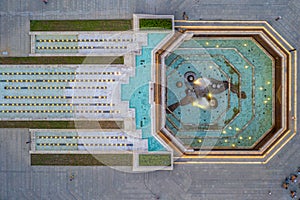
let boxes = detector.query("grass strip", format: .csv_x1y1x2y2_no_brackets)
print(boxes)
139,154,171,166
0,121,124,129
31,153,133,166
0,56,124,65
30,20,132,31
139,19,172,30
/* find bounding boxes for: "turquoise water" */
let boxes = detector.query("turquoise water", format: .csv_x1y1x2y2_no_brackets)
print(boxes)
0,66,118,119
34,130,132,151
166,38,273,148
34,34,132,54
0,66,73,118
121,32,169,151
35,131,78,151
35,35,78,54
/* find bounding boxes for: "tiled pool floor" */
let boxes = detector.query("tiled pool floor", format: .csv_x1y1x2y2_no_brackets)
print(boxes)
0,65,131,120
165,38,274,148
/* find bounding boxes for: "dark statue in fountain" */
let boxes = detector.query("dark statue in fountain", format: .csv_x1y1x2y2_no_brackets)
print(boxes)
167,71,246,113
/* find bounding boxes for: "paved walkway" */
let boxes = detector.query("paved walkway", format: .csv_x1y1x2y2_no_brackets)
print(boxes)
1,129,300,199
0,0,300,199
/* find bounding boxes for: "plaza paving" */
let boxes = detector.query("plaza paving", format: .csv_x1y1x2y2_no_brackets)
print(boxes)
0,0,300,199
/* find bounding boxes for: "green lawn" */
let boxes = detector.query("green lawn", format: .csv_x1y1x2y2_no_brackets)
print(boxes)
139,154,171,166
0,56,124,65
0,120,124,129
30,20,132,31
31,153,133,166
139,19,172,30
